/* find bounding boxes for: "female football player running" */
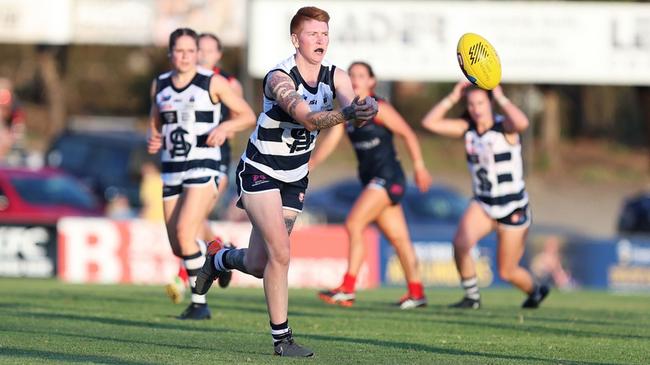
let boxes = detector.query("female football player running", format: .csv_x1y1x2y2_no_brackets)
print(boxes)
421,81,549,309
311,62,432,309
163,32,244,303
194,7,377,357
147,28,255,320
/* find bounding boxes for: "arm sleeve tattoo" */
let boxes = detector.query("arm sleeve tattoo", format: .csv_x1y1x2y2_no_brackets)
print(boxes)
267,71,357,130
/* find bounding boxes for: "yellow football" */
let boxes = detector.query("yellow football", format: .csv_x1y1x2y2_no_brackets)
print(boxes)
456,33,502,90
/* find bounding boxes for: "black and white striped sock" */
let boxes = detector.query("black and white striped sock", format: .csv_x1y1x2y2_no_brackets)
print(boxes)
461,277,481,300
183,251,206,305
270,320,291,345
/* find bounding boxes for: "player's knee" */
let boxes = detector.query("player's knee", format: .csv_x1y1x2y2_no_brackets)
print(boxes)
345,218,364,235
268,247,291,268
388,234,409,248
498,267,514,282
453,234,474,253
174,223,195,245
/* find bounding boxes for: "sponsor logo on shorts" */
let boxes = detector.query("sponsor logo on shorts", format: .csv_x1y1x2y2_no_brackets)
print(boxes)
298,192,305,203
251,174,270,187
389,184,404,196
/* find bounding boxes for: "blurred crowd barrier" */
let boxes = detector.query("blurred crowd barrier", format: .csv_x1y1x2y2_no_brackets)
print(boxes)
1,218,649,291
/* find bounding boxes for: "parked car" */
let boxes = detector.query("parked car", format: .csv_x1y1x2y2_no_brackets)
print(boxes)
0,167,103,224
618,192,650,235
303,179,468,225
46,130,153,207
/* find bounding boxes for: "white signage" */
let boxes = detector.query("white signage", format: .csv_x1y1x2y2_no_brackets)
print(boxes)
0,0,71,44
248,0,650,85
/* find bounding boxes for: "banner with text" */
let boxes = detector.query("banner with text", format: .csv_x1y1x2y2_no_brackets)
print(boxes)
249,0,650,85
57,218,380,288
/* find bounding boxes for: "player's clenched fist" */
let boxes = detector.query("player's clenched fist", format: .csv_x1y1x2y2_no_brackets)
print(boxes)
147,130,163,154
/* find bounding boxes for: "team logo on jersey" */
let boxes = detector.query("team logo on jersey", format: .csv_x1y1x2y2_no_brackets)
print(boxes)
287,129,315,153
189,95,195,103
169,127,191,157
161,111,177,124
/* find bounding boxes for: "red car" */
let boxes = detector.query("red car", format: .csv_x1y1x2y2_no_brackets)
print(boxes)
0,167,103,224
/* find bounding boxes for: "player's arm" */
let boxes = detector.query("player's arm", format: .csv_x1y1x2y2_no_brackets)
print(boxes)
147,79,163,154
492,86,529,134
208,74,256,146
421,81,471,138
228,77,244,97
308,123,345,170
379,101,433,192
264,70,377,132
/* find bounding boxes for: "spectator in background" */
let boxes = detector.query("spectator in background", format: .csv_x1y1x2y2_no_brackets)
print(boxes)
0,78,26,161
139,161,165,222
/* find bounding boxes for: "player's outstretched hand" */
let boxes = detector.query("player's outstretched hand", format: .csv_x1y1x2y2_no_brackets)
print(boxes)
352,96,378,127
147,131,162,154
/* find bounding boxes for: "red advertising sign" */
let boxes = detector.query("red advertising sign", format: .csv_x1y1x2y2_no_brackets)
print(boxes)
58,218,380,288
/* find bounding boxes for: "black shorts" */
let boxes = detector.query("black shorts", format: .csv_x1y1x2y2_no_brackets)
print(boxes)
162,175,220,199
496,205,532,228
360,170,406,205
235,160,308,212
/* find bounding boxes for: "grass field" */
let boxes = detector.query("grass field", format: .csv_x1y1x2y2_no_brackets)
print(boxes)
0,279,648,364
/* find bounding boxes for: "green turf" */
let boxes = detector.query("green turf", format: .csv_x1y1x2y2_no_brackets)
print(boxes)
0,279,648,365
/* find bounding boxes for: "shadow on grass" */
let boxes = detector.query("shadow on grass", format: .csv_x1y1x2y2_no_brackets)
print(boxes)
303,333,621,365
427,315,650,341
0,346,155,365
8,310,233,334
2,327,207,351
445,310,648,329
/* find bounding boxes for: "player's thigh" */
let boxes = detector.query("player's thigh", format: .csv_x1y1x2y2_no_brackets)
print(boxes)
241,190,290,260
347,187,391,229
177,182,219,237
376,203,410,246
454,200,495,250
496,225,528,268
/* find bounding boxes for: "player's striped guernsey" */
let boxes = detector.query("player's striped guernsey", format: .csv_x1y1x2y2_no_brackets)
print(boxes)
242,55,336,182
155,68,222,185
213,67,237,171
464,115,528,218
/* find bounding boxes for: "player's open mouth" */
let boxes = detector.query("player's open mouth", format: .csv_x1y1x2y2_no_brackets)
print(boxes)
314,48,324,54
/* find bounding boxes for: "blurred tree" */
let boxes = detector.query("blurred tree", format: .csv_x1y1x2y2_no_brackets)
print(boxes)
36,45,67,142
540,87,562,171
